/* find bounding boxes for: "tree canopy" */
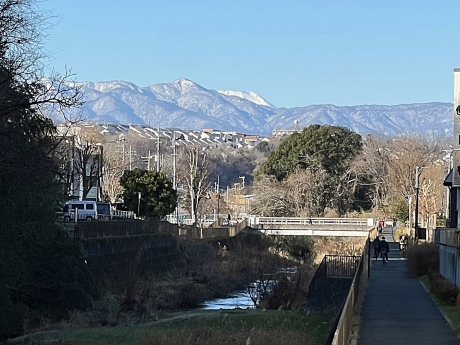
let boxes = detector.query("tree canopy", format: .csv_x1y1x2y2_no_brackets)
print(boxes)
258,125,362,181
254,125,365,216
0,0,85,339
120,169,177,219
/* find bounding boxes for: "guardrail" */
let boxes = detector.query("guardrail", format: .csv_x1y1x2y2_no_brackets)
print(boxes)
111,210,135,219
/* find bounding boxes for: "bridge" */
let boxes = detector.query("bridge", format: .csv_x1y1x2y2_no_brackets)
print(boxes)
246,217,374,237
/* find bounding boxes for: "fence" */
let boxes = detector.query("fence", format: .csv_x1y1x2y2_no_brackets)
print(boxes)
325,255,361,277
308,255,360,299
330,238,370,345
74,220,177,239
250,217,374,227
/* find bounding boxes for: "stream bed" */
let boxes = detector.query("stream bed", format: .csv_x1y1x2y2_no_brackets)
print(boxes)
200,267,298,310
200,290,254,310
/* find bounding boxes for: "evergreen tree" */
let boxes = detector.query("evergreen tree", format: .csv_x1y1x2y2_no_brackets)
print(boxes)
255,125,366,216
120,169,177,219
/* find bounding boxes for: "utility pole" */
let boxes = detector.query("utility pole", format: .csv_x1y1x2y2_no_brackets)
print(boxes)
239,176,245,190
414,166,421,241
172,131,179,224
217,175,220,219
129,144,132,171
141,150,154,171
156,123,160,172
137,191,141,218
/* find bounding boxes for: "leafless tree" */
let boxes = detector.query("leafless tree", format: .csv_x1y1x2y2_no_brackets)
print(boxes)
250,175,291,216
384,135,442,200
354,134,390,208
73,137,103,200
178,146,211,224
418,166,445,228
0,0,83,122
102,151,125,203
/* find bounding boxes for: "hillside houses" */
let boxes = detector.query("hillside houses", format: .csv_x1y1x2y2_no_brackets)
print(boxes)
71,123,269,150
55,123,268,202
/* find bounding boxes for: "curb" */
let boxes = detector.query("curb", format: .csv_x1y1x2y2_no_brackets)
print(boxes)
418,280,455,330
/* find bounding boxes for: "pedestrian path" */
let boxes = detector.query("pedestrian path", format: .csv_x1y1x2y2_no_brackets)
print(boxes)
357,227,459,344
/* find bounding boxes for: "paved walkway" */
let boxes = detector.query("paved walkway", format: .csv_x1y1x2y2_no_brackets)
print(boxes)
357,227,459,345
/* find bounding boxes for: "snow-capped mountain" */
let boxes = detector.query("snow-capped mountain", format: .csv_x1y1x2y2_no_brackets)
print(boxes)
59,78,453,136
217,90,276,108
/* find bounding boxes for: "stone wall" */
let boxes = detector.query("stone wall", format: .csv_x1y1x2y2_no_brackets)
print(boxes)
77,232,182,297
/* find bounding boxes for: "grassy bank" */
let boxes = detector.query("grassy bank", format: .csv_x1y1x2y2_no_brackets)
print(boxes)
7,309,333,345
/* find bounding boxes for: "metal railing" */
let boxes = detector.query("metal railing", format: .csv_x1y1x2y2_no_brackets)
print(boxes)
330,239,370,345
308,255,360,299
250,217,373,227
325,255,361,277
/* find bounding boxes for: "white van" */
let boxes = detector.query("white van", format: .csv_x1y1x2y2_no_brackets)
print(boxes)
63,200,98,221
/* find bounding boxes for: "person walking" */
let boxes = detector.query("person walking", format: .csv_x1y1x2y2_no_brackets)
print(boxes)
379,236,390,264
372,236,381,260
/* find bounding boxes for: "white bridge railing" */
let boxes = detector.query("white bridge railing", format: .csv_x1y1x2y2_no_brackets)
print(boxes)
249,217,374,228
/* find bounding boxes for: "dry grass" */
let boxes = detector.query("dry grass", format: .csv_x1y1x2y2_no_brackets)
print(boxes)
9,310,331,345
142,328,315,345
310,237,367,264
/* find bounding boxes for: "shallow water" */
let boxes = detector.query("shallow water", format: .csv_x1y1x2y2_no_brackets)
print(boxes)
201,267,298,310
200,290,254,310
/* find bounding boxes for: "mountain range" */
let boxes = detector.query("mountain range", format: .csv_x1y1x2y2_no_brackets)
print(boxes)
59,78,453,137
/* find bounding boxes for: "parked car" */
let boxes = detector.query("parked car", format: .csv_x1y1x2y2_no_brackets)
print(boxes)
97,202,112,220
63,200,98,221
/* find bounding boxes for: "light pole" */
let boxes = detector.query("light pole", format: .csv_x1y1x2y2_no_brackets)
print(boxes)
414,166,422,241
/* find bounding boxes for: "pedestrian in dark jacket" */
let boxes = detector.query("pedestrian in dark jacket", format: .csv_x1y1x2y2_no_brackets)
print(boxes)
372,237,380,259
379,236,390,263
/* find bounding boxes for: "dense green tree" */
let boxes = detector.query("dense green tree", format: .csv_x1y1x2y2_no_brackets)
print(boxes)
120,169,177,218
389,197,409,223
0,0,85,339
258,125,362,181
255,141,274,154
255,125,364,216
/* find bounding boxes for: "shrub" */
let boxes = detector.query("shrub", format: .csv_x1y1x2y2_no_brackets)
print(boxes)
427,270,459,306
179,281,209,308
406,242,439,277
0,286,28,340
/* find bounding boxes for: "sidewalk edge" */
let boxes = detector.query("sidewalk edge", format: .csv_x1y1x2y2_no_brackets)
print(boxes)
418,280,454,329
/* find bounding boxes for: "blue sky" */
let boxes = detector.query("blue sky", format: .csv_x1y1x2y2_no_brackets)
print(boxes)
41,0,460,108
